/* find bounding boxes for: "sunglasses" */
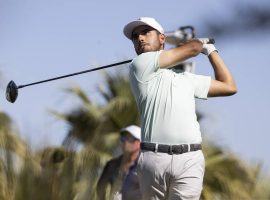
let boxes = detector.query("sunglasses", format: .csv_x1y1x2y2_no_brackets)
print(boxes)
120,135,138,143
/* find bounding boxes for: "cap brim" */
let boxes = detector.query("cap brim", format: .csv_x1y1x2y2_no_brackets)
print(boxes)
123,20,149,40
120,127,141,141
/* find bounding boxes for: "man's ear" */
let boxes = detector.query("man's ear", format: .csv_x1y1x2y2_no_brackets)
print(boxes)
159,34,166,45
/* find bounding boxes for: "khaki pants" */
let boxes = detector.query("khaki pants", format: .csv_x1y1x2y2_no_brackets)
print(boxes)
137,150,205,200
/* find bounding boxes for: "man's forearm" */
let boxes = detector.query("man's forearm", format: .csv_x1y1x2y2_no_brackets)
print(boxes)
209,51,237,89
159,40,203,69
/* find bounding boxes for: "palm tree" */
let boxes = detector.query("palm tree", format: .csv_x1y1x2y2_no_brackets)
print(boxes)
201,140,263,199
55,70,140,146
52,69,140,198
0,111,28,200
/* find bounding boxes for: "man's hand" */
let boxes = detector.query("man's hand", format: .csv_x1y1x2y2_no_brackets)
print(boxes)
202,44,218,56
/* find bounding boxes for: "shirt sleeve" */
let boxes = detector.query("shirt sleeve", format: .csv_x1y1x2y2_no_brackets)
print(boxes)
130,51,162,82
185,72,212,99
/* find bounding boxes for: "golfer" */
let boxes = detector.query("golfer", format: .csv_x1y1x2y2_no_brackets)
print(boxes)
123,17,237,199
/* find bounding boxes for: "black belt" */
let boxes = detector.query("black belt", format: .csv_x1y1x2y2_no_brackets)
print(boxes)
140,142,202,155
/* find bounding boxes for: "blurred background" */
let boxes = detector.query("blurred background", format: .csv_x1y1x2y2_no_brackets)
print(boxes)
0,0,270,199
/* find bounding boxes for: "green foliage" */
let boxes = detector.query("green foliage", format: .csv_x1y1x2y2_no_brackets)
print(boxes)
202,141,264,199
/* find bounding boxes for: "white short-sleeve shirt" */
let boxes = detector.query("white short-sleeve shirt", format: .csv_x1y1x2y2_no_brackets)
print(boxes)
129,50,211,145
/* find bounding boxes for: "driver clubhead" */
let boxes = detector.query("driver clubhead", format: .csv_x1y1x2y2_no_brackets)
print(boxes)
6,80,18,103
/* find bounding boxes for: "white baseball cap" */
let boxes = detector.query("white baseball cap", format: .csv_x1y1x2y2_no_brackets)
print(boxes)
120,125,141,141
123,17,164,40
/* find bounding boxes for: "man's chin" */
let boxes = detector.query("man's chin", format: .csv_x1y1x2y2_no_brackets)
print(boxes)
138,48,153,54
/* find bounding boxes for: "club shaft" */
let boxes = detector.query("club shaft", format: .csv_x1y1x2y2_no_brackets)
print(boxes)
18,59,132,89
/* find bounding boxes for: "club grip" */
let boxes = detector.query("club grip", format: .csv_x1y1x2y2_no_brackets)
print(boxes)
198,38,215,44
208,38,215,44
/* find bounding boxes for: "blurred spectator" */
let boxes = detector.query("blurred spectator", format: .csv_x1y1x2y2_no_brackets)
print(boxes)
97,125,141,200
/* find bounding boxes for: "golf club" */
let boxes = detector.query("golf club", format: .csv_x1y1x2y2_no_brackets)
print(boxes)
6,59,132,103
6,37,215,103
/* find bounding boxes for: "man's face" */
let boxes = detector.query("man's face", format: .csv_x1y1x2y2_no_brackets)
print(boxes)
120,132,140,153
131,25,165,55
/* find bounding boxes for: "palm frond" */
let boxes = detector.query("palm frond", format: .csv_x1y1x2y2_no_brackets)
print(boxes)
65,86,92,105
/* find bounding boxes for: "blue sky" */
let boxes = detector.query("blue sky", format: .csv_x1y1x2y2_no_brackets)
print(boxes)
1,0,270,171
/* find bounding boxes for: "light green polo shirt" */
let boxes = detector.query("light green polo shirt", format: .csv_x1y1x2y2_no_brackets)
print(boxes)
129,50,211,145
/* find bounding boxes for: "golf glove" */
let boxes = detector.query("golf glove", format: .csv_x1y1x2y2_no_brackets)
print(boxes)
202,43,218,56
197,38,212,44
